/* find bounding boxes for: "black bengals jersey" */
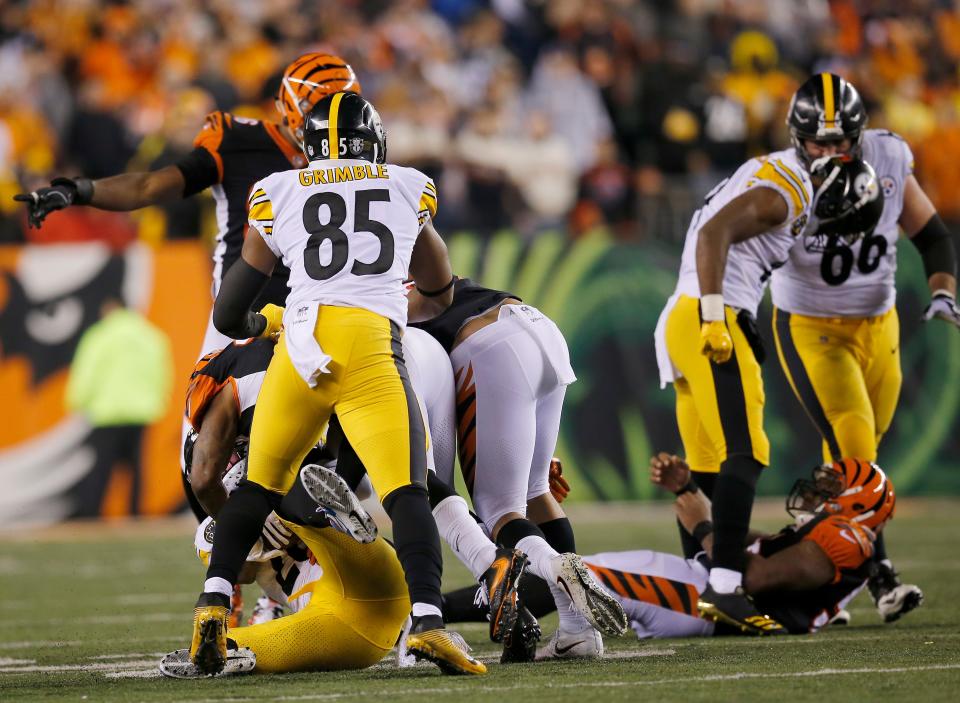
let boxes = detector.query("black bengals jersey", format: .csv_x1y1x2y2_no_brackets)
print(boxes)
752,512,874,634
410,277,519,353
175,111,309,309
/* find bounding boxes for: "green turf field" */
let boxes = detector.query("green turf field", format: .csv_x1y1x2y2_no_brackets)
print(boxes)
1,499,958,702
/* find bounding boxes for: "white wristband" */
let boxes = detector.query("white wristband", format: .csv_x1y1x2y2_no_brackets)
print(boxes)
700,294,725,322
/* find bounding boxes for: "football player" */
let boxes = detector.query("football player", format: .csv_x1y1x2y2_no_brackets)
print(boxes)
189,92,483,676
653,136,883,633
410,277,629,659
444,454,895,640
771,73,958,621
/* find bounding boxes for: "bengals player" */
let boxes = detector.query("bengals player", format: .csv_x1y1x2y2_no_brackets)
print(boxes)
15,53,361,355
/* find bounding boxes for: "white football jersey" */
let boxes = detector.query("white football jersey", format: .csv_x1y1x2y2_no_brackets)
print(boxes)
771,130,914,317
673,148,815,315
247,158,438,329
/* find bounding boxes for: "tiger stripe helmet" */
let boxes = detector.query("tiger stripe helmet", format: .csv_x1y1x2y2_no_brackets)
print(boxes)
788,458,896,531
276,53,361,146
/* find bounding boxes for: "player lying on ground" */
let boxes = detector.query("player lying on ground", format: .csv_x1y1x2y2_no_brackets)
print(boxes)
442,454,895,641
161,469,410,678
180,327,527,652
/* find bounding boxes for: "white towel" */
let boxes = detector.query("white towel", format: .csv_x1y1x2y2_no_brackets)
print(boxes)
653,293,682,389
500,304,577,386
284,302,332,387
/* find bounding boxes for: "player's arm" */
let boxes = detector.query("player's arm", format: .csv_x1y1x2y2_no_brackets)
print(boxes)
743,540,835,593
900,176,960,327
190,388,239,518
695,187,790,362
212,229,281,339
408,221,454,322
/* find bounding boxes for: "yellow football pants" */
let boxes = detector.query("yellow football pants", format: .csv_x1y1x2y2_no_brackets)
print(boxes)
247,306,427,500
772,306,901,463
229,526,409,672
666,295,770,473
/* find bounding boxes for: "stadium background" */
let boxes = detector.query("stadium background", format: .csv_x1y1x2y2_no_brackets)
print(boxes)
0,0,958,523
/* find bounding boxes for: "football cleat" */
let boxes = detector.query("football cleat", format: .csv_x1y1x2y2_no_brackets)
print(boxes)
828,609,851,626
160,646,255,678
869,562,923,623
698,585,786,636
535,624,603,660
228,585,244,629
482,547,528,643
299,464,378,544
247,596,285,625
501,605,541,664
551,553,628,637
405,615,487,676
190,593,230,675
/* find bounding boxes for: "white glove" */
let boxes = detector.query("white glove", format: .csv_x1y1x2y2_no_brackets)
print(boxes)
922,291,960,329
260,511,293,553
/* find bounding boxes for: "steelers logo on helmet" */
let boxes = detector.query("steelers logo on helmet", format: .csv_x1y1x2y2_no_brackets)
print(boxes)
302,92,387,165
811,156,883,245
787,73,867,169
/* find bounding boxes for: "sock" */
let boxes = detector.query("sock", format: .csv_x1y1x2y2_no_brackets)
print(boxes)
873,531,889,563
516,534,591,632
538,517,576,553
517,573,560,619
384,485,443,609
412,602,443,618
710,456,763,573
708,567,743,594
203,577,233,599
433,495,496,580
206,481,278,585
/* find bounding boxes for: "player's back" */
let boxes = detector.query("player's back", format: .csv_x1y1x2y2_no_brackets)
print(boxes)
249,160,437,329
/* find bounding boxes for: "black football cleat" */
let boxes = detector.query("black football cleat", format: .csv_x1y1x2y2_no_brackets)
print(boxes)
501,605,541,664
482,547,528,643
698,585,786,636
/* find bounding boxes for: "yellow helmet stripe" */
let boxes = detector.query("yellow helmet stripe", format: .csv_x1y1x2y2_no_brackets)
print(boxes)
328,92,345,160
821,72,835,129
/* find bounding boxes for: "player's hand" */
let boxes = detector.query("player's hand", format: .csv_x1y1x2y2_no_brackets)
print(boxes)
922,292,960,329
13,177,92,228
261,511,293,553
258,304,285,339
548,457,570,503
700,321,733,363
649,452,691,493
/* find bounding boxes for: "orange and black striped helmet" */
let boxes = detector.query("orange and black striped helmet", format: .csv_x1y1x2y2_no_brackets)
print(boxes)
788,458,896,531
276,53,361,146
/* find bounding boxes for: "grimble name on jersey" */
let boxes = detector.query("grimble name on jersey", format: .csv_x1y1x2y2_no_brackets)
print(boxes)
298,164,390,187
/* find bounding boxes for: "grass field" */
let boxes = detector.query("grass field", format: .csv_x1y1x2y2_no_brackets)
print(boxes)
1,499,959,702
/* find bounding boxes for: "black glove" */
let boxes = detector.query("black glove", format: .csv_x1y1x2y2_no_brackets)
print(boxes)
13,177,94,228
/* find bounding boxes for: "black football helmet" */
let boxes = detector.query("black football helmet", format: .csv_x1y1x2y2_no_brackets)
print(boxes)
810,156,883,243
787,73,867,168
302,91,386,164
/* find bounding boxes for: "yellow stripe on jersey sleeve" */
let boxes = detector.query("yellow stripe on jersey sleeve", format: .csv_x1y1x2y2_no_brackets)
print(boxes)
753,160,808,216
248,198,274,223
419,179,438,219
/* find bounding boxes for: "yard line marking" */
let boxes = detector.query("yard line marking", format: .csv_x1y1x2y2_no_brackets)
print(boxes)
0,612,181,628
166,664,960,702
0,658,34,666
88,652,167,660
116,592,197,605
106,670,161,679
0,660,158,674
0,640,80,650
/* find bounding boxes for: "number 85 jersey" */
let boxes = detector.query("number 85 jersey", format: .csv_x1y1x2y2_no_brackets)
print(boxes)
772,130,913,317
247,158,438,329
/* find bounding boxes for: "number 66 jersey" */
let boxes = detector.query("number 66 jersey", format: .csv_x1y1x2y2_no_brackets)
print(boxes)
771,130,913,317
247,158,437,329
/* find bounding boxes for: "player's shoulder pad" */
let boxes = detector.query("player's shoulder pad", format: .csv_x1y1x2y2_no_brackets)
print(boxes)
803,514,874,581
193,111,233,150
749,150,812,221
864,128,915,172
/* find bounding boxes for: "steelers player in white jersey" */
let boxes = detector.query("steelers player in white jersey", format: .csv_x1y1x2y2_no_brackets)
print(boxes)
771,74,959,623
188,92,485,676
654,132,882,633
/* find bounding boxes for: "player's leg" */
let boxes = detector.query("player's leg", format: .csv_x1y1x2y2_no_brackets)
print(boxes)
192,335,333,674
333,310,484,675
773,308,874,461
666,296,778,634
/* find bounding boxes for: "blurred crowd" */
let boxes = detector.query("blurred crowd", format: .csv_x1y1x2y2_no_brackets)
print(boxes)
2,0,960,245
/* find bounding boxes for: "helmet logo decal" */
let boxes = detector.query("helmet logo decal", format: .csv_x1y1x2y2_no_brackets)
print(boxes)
348,137,365,156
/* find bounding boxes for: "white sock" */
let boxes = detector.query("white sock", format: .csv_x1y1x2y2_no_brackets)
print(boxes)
203,577,233,599
515,536,591,632
412,602,442,618
708,567,743,594
433,496,497,580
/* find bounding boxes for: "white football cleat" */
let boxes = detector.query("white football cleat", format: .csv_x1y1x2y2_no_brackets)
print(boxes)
247,596,285,625
828,608,851,626
159,646,256,678
299,464,378,544
876,584,924,623
535,625,603,660
550,553,628,636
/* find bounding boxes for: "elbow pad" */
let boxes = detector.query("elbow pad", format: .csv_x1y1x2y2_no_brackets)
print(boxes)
911,214,957,278
213,260,270,338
